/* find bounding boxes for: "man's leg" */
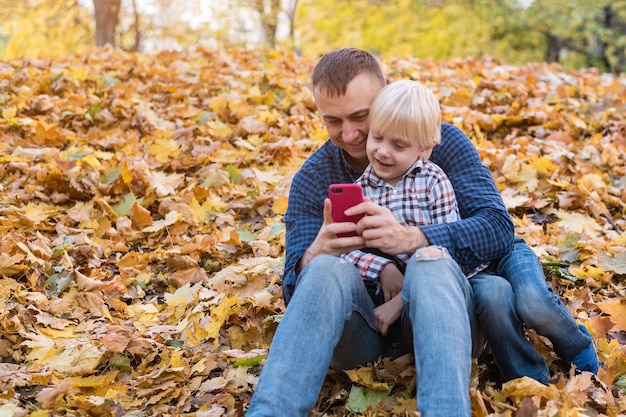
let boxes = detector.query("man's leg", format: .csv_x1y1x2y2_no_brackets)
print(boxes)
497,239,596,364
401,247,477,417
247,255,383,417
471,273,551,384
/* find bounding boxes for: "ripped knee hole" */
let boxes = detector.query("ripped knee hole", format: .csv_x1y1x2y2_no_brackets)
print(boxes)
415,246,446,259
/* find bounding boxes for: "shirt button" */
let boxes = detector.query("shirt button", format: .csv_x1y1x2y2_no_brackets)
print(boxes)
393,189,398,194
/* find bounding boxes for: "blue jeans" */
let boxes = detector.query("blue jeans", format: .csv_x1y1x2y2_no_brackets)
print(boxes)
471,238,592,384
247,249,487,417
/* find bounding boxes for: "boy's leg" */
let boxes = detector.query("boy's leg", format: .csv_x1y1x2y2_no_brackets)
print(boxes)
497,238,597,365
471,273,551,384
247,255,383,417
401,248,477,417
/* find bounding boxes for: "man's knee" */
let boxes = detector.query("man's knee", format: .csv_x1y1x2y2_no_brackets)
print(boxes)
299,255,361,288
472,275,514,312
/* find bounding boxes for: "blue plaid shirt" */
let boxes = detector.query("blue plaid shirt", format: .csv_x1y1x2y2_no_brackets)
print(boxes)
282,122,514,304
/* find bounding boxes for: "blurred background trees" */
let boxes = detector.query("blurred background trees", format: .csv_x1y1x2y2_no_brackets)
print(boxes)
0,0,624,73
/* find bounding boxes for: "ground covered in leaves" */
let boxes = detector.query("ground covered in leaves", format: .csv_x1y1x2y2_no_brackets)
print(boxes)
0,47,625,416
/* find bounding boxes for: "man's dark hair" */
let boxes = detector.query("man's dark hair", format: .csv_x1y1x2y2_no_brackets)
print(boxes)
311,48,386,97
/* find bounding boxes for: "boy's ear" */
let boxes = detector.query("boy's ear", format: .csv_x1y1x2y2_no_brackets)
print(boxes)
419,144,436,159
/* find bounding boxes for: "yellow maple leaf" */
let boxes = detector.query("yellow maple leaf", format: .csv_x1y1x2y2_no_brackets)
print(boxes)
258,108,280,123
164,282,200,306
495,376,560,403
148,135,180,163
501,154,520,181
1,106,17,120
206,296,239,349
184,316,209,347
45,343,104,375
556,211,602,238
247,289,274,309
570,265,611,284
20,332,63,363
127,304,160,332
208,95,228,113
146,170,184,197
271,196,288,215
224,366,252,394
500,188,530,210
393,397,417,415
34,119,63,145
0,253,27,276
22,202,58,225
516,164,538,192
208,120,233,140
190,196,227,222
253,168,282,185
528,155,558,176
120,160,133,184
345,367,390,391
142,210,182,233
312,128,329,142
70,375,111,388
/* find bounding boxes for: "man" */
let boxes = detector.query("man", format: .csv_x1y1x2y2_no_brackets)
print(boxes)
246,48,595,417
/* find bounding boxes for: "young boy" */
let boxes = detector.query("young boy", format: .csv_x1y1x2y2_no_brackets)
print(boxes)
342,80,485,335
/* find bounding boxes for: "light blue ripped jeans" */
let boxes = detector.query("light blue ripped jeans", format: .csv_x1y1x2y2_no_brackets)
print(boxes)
247,247,489,417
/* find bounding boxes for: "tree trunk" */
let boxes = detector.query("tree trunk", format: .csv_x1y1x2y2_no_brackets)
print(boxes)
601,5,626,73
93,0,121,47
544,33,561,63
131,0,141,52
252,0,280,48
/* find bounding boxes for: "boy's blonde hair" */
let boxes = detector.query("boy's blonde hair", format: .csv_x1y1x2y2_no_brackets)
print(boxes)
368,80,441,150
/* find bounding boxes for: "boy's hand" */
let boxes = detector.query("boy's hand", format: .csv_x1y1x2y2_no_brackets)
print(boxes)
374,294,403,336
347,201,429,255
379,263,403,302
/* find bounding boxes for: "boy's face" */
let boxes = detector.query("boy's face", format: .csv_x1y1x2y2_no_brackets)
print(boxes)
314,73,384,172
366,126,430,186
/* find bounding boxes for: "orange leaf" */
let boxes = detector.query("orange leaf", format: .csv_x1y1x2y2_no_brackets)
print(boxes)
596,299,626,332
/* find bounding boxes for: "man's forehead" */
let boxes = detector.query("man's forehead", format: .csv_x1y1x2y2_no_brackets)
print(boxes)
319,106,370,119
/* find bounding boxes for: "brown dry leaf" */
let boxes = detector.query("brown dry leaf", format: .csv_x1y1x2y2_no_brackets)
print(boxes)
170,267,208,288
562,372,594,408
130,202,153,229
36,380,74,409
596,299,626,333
101,325,132,353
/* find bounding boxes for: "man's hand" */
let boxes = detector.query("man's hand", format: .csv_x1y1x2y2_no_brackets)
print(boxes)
298,198,365,273
374,294,403,336
379,263,403,302
347,201,430,255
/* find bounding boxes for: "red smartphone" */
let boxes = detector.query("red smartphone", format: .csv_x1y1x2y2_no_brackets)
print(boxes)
328,183,364,237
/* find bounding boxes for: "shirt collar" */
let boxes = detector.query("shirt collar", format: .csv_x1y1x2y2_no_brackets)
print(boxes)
360,158,425,188
338,148,365,177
